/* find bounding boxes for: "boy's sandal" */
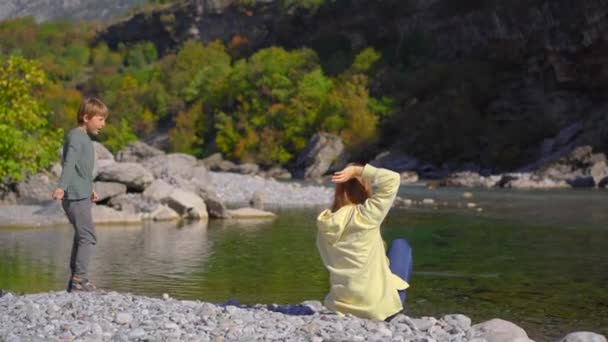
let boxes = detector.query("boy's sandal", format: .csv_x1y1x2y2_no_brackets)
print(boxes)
69,277,97,292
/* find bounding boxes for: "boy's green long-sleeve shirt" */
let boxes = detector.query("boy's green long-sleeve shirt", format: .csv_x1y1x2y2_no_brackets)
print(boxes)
58,127,95,200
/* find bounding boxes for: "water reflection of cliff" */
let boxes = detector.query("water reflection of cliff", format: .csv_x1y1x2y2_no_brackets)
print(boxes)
209,217,276,233
91,221,212,293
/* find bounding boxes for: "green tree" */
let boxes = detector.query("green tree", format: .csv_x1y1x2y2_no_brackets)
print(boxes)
101,118,138,153
169,101,207,154
215,47,323,164
0,56,63,181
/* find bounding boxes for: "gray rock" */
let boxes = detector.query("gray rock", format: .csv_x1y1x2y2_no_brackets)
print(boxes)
250,191,264,210
410,317,437,331
92,205,141,224
108,193,159,214
264,166,292,180
166,189,208,220
533,146,607,188
470,318,532,342
149,205,180,221
92,142,116,178
441,172,498,188
236,163,260,175
93,141,115,161
370,151,420,172
16,173,56,204
0,202,143,227
200,153,223,167
128,328,146,339
0,182,18,205
142,179,175,202
590,161,608,187
300,300,325,313
559,332,607,342
115,313,133,325
94,181,127,202
293,133,345,179
203,154,238,173
216,160,237,172
400,171,419,184
227,207,276,219
209,172,332,207
501,173,570,189
116,141,164,163
142,153,197,181
197,188,230,219
190,165,212,189
97,163,154,191
393,197,413,208
443,314,472,331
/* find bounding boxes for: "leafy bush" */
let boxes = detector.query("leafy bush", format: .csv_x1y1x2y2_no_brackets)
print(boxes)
0,56,63,181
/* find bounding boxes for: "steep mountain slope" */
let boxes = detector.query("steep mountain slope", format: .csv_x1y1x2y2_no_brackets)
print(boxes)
0,0,146,22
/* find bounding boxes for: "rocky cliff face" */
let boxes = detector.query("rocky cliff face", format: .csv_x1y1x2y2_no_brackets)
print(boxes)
0,0,146,22
98,0,608,171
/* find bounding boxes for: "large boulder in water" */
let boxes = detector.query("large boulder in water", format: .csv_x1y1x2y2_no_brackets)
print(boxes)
165,189,208,220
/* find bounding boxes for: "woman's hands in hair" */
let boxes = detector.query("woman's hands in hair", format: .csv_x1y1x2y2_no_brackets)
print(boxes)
332,165,364,183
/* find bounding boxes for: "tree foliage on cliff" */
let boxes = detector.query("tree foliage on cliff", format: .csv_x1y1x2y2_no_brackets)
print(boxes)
0,17,392,172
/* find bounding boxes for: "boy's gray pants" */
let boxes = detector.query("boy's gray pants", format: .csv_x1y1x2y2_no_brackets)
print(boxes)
62,198,97,280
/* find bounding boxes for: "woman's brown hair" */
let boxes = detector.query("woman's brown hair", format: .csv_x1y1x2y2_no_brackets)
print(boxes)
331,164,372,212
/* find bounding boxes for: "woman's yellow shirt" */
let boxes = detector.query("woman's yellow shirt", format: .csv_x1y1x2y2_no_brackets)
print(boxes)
317,164,409,320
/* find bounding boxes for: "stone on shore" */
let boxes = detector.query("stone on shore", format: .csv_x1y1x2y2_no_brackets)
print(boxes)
92,204,142,224
93,181,127,202
166,189,208,220
559,332,607,342
116,141,164,163
15,173,56,204
142,153,197,181
97,162,154,191
3,291,595,342
227,207,277,219
148,205,180,221
292,133,345,179
0,203,142,227
470,318,533,342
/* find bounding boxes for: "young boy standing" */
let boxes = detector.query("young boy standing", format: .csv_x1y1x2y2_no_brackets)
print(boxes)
52,97,107,292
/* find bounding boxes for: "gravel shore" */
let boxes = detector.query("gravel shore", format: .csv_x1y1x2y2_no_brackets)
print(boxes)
209,172,333,207
1,291,606,341
0,291,509,342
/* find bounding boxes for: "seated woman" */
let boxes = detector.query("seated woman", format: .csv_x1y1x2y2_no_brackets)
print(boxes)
317,163,412,320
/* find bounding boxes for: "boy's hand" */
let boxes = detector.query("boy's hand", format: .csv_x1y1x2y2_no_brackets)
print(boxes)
91,191,99,202
332,165,364,183
52,188,65,201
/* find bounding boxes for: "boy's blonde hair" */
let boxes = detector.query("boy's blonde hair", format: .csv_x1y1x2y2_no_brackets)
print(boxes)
77,97,108,124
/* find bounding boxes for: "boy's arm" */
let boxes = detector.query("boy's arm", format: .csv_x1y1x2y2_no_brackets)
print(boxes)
57,135,80,191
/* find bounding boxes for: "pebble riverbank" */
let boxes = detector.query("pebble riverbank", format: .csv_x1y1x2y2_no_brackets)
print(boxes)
209,172,333,207
1,291,606,342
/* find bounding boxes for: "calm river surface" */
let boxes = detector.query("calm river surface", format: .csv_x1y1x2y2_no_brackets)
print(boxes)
1,186,607,340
